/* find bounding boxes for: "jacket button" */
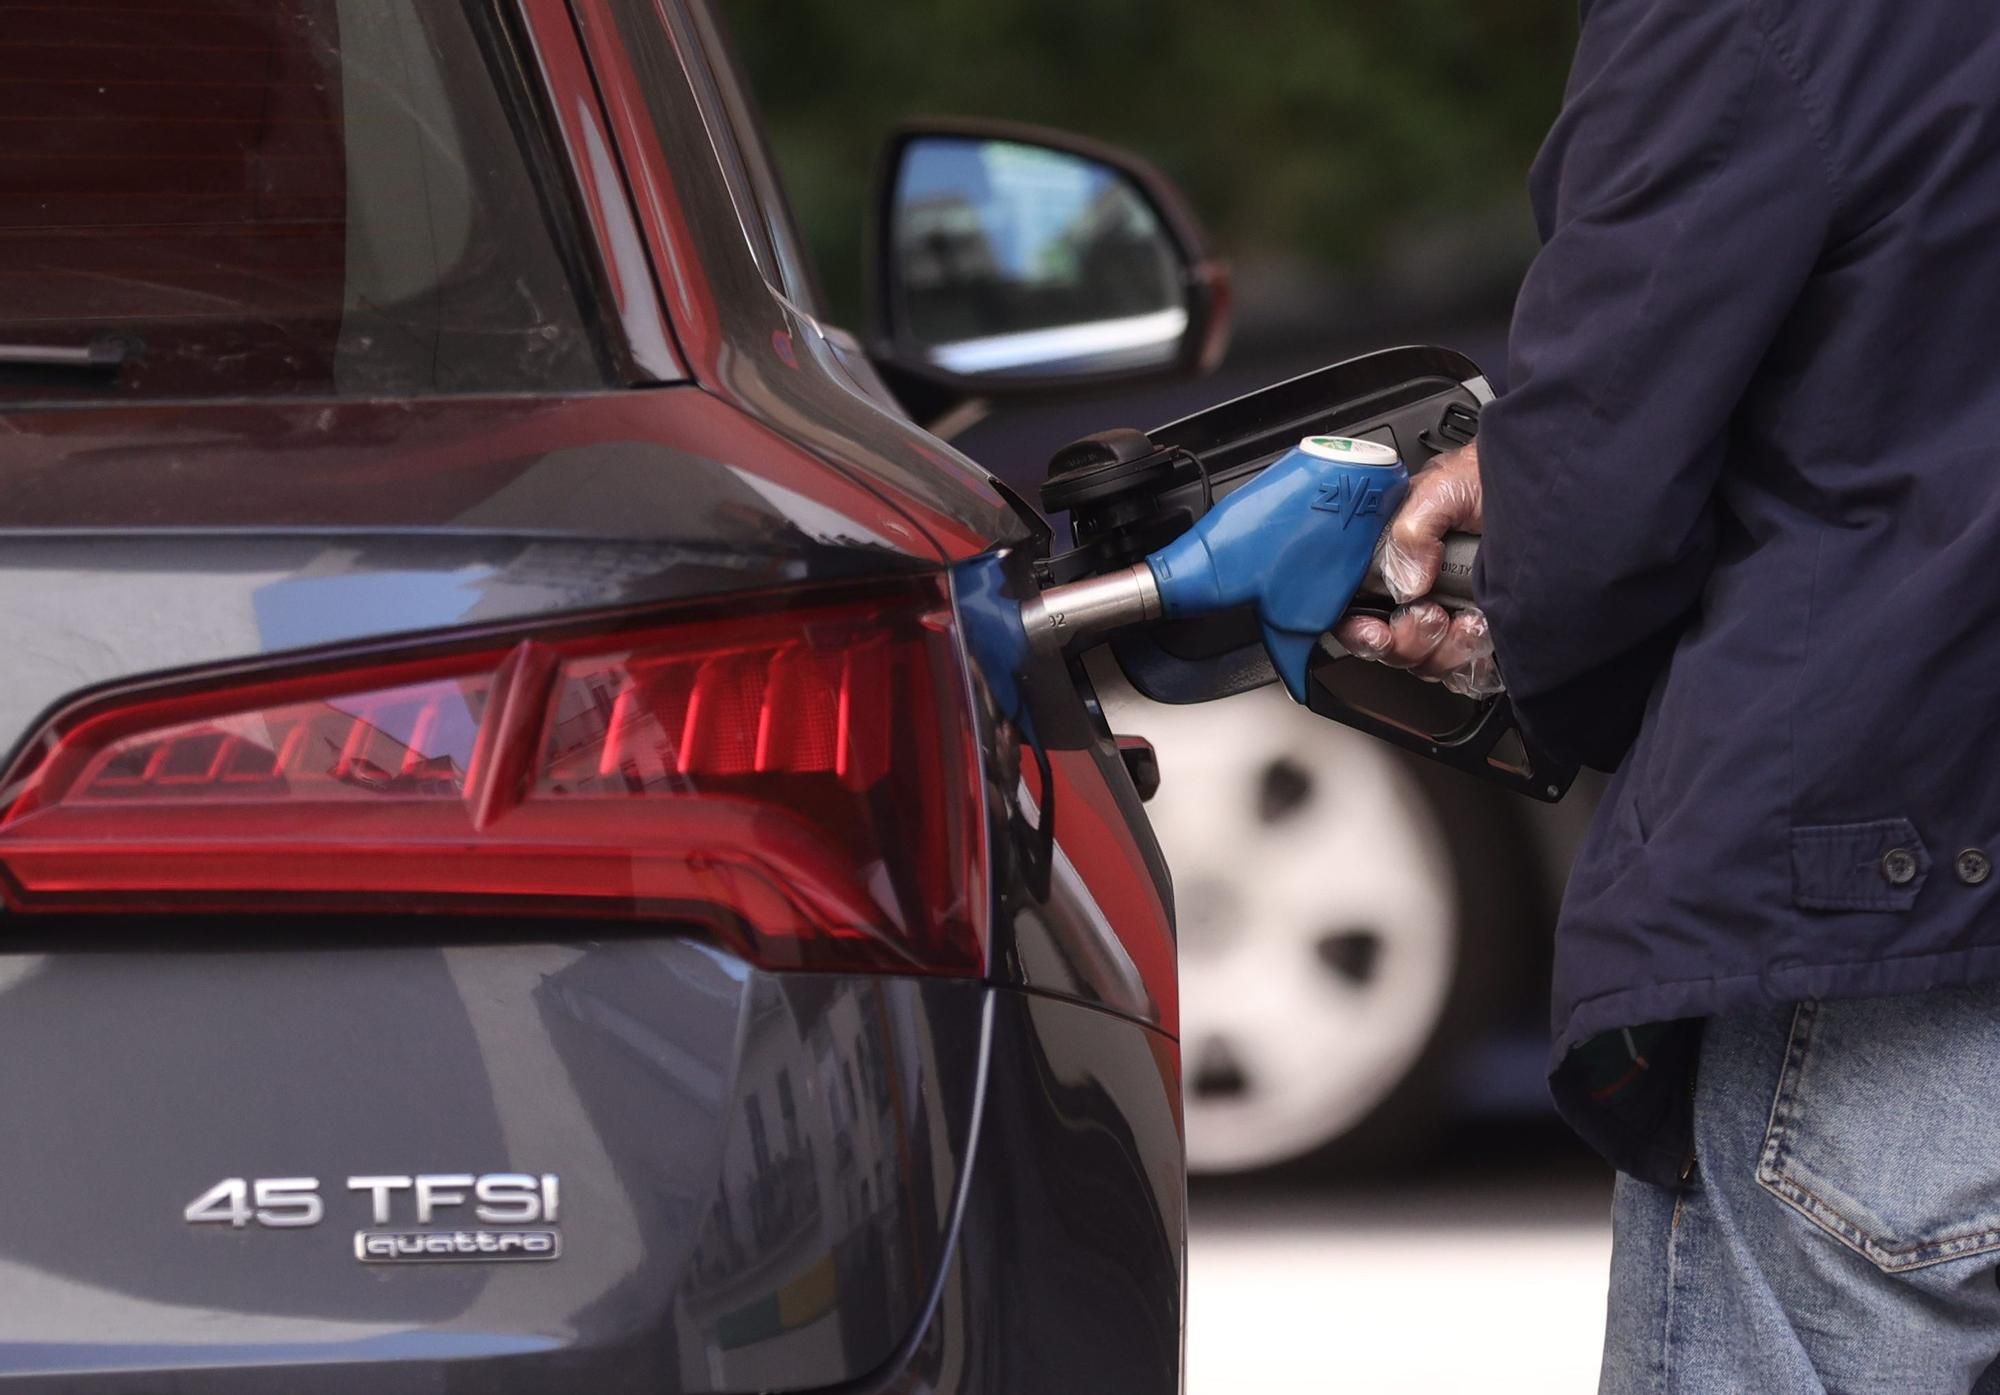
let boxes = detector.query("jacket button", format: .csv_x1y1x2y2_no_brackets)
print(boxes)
1956,849,1991,886
1882,848,1920,887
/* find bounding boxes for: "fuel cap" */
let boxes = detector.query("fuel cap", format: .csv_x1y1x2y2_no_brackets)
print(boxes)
1297,435,1400,466
1040,428,1179,513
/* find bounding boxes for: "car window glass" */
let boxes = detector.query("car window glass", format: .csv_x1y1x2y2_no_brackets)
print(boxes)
0,0,607,405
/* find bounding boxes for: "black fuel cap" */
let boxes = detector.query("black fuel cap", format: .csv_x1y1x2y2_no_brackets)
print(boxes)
1040,428,1177,514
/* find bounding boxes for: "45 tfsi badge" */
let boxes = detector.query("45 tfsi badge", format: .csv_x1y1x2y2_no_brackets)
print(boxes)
184,1172,562,1263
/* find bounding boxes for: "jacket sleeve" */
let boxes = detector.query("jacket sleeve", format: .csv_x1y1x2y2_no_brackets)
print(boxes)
1474,0,1838,770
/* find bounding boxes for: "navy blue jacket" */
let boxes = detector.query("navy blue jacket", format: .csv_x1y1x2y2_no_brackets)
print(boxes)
1475,0,2000,1173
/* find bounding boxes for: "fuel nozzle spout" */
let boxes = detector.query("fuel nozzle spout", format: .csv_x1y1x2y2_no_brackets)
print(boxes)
1022,436,1408,701
1019,562,1162,654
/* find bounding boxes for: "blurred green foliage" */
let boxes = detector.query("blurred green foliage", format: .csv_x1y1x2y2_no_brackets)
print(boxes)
722,0,1576,326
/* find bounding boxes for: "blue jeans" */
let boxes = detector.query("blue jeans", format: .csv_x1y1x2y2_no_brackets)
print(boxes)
1602,986,2000,1394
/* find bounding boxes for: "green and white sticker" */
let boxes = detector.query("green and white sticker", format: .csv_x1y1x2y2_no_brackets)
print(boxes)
1298,435,1399,466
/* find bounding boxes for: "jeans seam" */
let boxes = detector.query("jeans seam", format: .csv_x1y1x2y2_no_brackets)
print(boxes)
1755,999,2000,1271
1757,1002,1813,1181
1758,1175,2000,1271
1662,1188,1686,1393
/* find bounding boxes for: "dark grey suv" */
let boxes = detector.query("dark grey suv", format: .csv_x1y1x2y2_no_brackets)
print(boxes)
0,0,1228,1389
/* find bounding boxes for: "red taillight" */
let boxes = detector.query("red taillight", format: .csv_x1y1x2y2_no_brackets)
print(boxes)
0,584,986,976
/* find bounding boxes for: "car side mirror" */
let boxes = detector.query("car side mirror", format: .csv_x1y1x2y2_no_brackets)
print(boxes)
868,120,1230,421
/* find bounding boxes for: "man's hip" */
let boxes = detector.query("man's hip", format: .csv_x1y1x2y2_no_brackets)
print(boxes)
1601,985,2000,1394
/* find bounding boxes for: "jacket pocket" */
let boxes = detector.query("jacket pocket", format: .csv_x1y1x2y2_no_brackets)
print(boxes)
1757,990,2000,1271
1790,818,1928,911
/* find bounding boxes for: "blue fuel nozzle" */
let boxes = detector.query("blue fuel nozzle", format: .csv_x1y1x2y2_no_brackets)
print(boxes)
1144,436,1406,702
1015,421,1571,803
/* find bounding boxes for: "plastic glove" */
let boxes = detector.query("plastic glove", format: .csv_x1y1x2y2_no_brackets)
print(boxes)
1335,602,1504,699
1374,440,1484,604
1332,442,1505,698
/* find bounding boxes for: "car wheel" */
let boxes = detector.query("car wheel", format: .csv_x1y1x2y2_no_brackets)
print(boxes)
1127,683,1518,1176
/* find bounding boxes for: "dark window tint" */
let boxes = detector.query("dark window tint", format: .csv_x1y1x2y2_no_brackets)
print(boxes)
0,0,606,404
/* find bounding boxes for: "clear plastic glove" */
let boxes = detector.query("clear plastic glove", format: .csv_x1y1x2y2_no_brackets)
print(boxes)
1331,442,1505,699
1335,602,1503,699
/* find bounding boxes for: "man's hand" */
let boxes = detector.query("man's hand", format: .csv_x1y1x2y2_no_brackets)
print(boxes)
1331,442,1505,699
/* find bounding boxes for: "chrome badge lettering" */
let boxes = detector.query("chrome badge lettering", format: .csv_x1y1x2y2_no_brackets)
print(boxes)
184,1172,562,1264
355,1228,560,1262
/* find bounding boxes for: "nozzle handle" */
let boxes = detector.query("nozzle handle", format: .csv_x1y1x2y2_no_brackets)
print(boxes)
1434,532,1479,604
1323,530,1579,802
1363,531,1480,609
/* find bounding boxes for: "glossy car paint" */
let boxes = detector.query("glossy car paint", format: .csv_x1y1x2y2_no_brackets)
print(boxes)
0,391,939,744
0,1,1184,1390
839,990,1185,1394
0,949,1180,1392
0,944,983,1389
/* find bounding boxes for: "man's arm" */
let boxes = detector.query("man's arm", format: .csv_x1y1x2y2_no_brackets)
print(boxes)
1341,0,1840,768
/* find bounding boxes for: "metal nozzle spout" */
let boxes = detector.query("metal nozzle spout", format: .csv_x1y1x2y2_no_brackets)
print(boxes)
1020,563,1162,653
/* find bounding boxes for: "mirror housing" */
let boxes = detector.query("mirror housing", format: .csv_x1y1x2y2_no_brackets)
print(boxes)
868,119,1230,420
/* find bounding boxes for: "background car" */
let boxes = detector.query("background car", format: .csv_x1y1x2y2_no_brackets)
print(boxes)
0,1,1233,1388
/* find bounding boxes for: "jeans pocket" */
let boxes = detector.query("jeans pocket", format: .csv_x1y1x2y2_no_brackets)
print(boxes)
1756,989,2000,1272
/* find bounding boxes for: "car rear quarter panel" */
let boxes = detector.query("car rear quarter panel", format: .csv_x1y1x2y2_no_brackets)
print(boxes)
0,937,984,1391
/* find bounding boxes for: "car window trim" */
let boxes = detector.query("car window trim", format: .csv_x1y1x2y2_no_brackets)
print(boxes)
518,0,686,381
466,0,652,387
672,0,831,319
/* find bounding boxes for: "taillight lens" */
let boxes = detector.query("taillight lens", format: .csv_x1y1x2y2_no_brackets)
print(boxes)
0,583,986,976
